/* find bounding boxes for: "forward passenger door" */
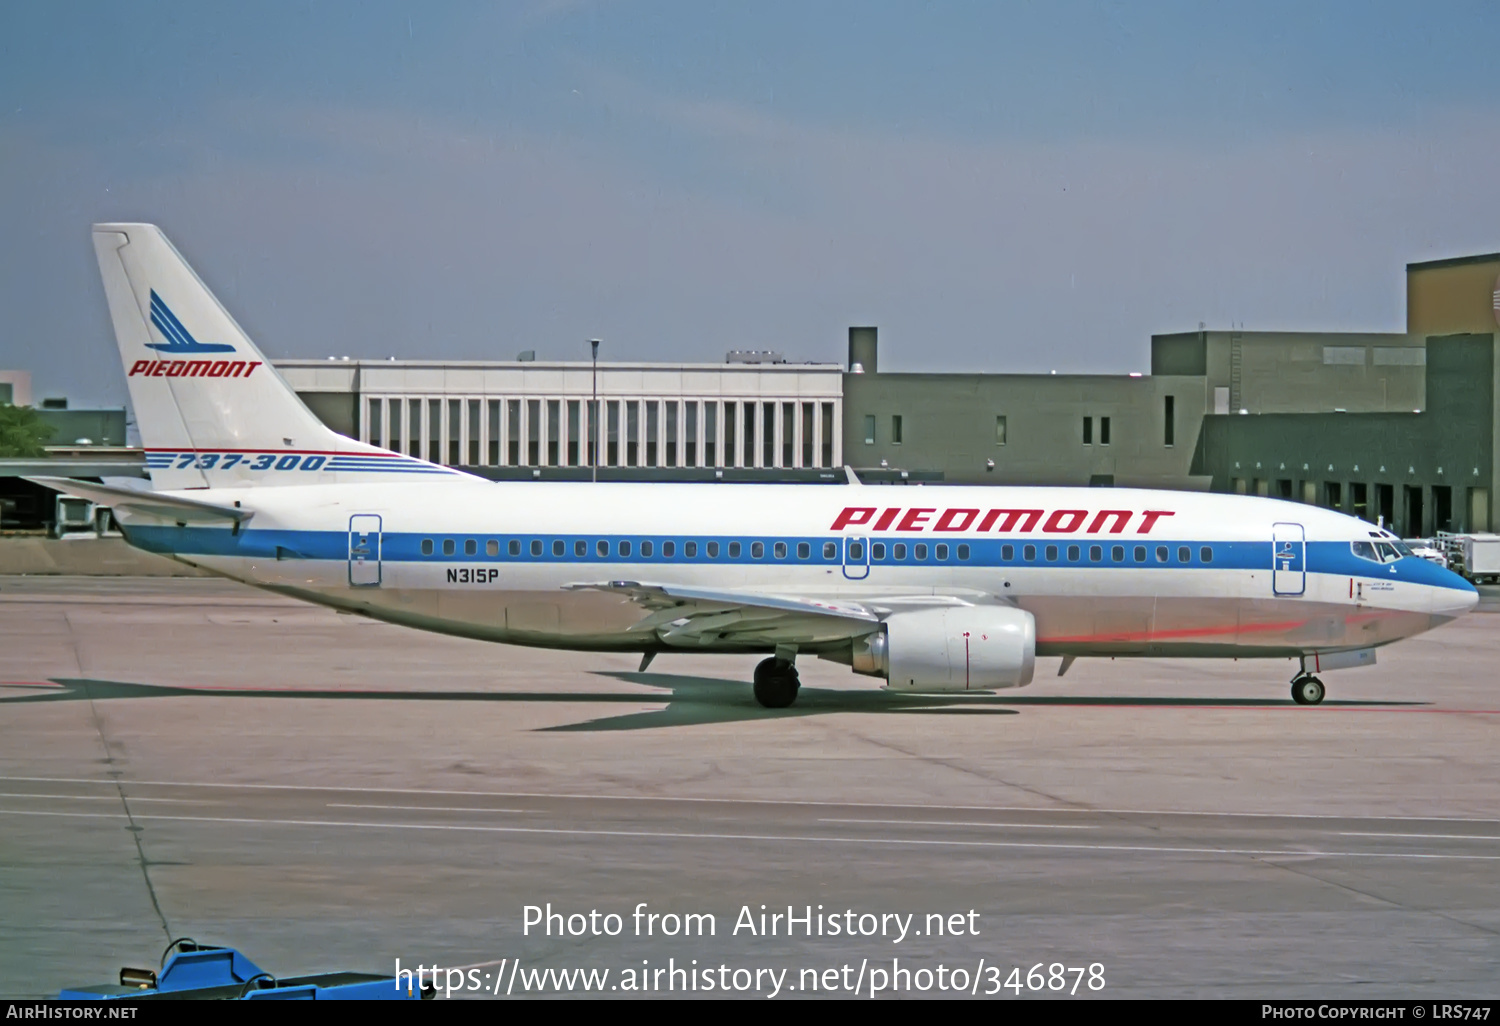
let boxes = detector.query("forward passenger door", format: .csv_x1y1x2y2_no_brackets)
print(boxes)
1272,522,1305,596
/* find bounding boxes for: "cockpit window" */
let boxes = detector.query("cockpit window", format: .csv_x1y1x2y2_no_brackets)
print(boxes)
1354,540,1403,563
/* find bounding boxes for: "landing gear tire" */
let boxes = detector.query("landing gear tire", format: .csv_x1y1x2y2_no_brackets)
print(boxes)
753,657,800,709
1291,674,1326,706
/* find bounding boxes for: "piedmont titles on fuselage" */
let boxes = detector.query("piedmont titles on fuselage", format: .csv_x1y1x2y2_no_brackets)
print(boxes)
829,506,1174,534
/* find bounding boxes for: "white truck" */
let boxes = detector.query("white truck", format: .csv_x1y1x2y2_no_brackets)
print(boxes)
1437,532,1500,584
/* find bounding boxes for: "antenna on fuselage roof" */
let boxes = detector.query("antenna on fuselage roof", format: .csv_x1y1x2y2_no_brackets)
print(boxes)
843,466,862,485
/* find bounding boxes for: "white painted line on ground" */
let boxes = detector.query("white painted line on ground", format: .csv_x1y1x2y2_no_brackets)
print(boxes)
1338,831,1500,841
3,807,1500,861
326,803,527,814
2,775,1495,824
0,792,213,803
819,818,1097,830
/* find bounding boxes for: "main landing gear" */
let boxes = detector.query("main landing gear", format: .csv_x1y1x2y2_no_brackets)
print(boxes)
753,656,800,709
1290,672,1326,706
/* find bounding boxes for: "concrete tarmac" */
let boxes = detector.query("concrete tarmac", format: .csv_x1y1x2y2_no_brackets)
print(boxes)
2,576,1497,999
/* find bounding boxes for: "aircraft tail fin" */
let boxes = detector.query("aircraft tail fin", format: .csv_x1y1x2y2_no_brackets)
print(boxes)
92,223,463,489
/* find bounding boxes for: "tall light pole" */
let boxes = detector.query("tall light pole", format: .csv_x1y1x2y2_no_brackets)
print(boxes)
590,339,600,483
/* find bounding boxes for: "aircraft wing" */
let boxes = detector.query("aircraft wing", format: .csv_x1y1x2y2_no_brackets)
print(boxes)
564,580,1004,649
565,580,881,648
26,477,253,525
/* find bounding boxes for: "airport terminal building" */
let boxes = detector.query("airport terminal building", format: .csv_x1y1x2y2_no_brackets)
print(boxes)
279,354,846,480
5,252,1498,536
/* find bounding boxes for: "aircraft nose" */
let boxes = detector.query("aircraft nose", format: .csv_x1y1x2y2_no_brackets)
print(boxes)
1430,572,1480,621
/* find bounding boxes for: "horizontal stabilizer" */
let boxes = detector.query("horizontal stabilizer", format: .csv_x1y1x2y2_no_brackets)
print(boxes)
26,478,252,525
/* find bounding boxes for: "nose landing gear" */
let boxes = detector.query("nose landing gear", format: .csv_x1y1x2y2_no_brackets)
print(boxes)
1291,673,1326,705
752,656,800,709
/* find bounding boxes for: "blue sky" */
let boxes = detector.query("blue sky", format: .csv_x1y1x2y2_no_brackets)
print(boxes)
5,1,1500,407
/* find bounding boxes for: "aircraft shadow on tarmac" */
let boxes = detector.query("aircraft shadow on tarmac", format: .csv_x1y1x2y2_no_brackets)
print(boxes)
0,674,1429,733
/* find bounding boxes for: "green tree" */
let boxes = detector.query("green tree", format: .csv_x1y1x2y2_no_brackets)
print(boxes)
0,404,55,458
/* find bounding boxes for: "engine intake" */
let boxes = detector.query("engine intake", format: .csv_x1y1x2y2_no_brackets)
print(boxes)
852,606,1036,692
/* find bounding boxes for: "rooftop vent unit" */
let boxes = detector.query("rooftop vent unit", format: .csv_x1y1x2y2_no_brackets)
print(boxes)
726,350,786,364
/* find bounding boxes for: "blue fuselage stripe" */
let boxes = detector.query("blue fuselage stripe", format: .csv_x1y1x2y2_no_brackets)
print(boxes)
119,526,1470,588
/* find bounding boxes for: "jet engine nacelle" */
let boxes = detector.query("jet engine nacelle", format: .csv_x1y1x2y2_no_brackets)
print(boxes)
852,606,1036,692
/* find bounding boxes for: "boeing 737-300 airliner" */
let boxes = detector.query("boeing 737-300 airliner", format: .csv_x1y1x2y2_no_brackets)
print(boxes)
33,224,1480,708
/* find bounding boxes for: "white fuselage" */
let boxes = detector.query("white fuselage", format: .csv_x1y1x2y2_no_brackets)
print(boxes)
119,479,1478,660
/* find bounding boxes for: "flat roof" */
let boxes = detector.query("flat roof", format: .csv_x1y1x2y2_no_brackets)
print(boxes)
274,358,839,371
1406,252,1500,271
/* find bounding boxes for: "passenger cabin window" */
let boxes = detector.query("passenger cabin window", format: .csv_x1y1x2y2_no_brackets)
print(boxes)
822,542,836,559
797,542,810,559
575,540,586,557
935,544,948,560
1089,545,1102,561
728,542,741,558
893,543,907,560
1002,544,1015,561
1112,545,1124,562
1178,546,1191,562
641,541,653,557
708,542,720,557
1134,545,1146,562
1200,546,1213,563
509,540,521,556
530,540,542,556
465,539,477,556
915,543,928,560
553,540,565,556
596,540,608,557
1045,544,1059,561
619,540,632,557
848,541,864,560
1023,544,1036,561
662,541,675,557
957,544,970,560
486,539,499,557
773,542,786,559
872,543,887,560
421,539,434,556
443,539,456,556
1155,546,1168,562
1067,544,1080,561
685,541,697,557
751,541,765,559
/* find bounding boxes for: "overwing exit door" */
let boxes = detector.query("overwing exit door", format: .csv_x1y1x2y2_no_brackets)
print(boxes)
842,536,870,580
1272,522,1305,596
348,514,383,587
